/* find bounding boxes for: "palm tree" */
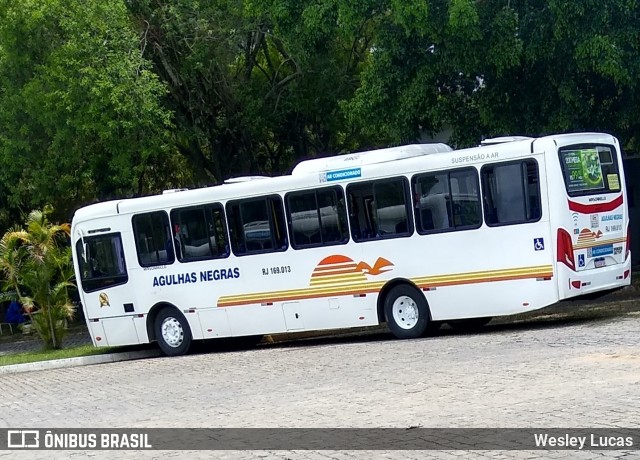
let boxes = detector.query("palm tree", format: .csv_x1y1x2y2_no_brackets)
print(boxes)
0,207,75,349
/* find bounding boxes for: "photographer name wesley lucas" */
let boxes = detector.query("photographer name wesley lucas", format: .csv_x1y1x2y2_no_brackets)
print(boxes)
534,433,633,449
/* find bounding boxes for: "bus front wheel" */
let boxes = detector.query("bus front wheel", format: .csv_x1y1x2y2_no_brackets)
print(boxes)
384,285,430,339
155,307,192,356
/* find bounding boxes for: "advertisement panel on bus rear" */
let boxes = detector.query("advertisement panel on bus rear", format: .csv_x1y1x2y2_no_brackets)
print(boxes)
562,148,604,192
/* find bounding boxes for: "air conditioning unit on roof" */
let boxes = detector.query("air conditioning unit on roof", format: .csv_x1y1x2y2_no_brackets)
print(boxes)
224,176,270,184
480,136,533,146
291,143,452,175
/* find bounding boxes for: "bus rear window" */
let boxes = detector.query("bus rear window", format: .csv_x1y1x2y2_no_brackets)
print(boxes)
559,144,621,196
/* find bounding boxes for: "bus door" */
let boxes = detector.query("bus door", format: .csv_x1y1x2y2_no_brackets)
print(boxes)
74,227,138,346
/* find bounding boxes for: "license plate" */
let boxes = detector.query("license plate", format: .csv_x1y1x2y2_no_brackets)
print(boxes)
595,257,606,268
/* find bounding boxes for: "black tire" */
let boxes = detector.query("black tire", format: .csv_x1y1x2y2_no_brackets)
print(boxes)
383,284,430,339
155,307,192,356
447,317,492,332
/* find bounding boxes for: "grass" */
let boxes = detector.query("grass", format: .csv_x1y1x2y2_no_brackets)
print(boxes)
0,344,112,367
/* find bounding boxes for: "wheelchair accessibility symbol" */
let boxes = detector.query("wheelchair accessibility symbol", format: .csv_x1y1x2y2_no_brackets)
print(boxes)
534,238,545,251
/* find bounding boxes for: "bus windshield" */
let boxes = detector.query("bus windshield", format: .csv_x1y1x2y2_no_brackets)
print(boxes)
559,144,621,197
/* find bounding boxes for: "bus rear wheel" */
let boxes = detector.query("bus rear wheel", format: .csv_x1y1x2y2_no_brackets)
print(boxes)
383,285,430,339
155,307,192,356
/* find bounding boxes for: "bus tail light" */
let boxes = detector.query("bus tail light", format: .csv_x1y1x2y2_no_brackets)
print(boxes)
626,224,631,260
557,228,575,271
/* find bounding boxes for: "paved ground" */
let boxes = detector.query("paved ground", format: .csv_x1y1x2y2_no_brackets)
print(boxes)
1,297,639,459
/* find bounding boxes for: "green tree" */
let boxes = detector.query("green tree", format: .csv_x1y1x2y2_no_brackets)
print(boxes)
0,0,179,228
127,0,377,180
477,0,640,151
343,0,518,147
343,0,640,150
0,207,75,349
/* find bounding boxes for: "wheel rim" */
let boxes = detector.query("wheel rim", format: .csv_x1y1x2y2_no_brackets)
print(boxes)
161,317,184,348
392,295,420,330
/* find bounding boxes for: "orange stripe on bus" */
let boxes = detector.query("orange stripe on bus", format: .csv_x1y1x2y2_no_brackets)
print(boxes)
311,267,362,277
218,287,382,307
217,266,554,308
416,272,553,289
218,282,386,303
412,266,551,284
310,275,368,285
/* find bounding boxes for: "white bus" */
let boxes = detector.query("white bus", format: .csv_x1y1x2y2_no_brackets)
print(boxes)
71,132,631,356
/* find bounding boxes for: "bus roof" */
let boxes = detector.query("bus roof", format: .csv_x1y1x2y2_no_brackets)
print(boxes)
291,143,452,175
71,132,618,226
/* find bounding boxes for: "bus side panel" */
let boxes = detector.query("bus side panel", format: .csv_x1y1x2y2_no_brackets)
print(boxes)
221,297,378,336
406,152,557,320
101,316,140,346
206,244,367,335
87,321,108,348
183,311,205,340
225,304,288,336
278,295,378,331
427,277,557,320
423,222,557,320
133,315,149,343
198,307,231,338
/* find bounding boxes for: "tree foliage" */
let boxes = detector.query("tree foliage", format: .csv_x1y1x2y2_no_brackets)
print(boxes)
127,0,377,182
0,0,176,227
344,0,640,148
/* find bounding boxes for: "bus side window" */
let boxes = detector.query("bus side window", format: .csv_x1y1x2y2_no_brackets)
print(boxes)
170,204,230,262
132,211,174,266
286,186,349,249
481,159,541,226
414,174,449,232
412,168,481,234
374,179,411,236
209,207,230,256
450,169,482,227
347,178,411,242
348,193,361,240
226,203,245,254
287,192,321,247
347,183,373,241
524,162,542,221
226,195,288,256
268,197,288,249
